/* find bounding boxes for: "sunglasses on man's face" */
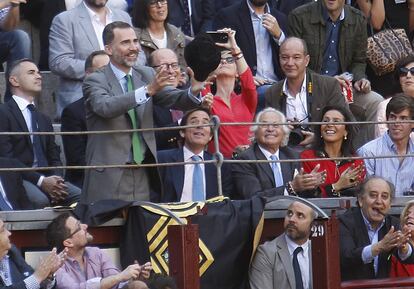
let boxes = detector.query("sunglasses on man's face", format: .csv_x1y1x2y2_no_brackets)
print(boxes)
399,67,414,77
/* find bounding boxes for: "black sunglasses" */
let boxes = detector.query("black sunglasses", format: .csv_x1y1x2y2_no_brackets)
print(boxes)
399,67,414,77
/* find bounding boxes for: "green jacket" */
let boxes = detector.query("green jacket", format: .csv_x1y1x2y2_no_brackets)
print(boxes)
288,2,367,81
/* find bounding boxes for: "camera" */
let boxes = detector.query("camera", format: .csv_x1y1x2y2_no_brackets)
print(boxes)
288,124,312,146
206,31,229,43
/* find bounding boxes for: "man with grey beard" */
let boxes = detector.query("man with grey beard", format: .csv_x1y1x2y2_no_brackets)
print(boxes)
249,201,315,289
49,0,131,117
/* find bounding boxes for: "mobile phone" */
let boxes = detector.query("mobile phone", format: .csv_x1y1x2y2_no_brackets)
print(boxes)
206,31,228,43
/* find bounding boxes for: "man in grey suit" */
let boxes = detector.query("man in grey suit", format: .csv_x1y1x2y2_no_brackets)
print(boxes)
249,200,315,289
49,0,131,117
81,21,206,204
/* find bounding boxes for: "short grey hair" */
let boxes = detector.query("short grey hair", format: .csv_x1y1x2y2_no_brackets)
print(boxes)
250,107,291,146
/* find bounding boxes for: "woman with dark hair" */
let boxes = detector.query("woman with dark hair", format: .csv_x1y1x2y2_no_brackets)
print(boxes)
132,0,186,68
205,28,257,158
376,55,414,137
300,105,366,197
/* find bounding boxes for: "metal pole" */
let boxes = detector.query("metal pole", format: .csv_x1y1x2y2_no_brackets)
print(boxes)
211,115,223,196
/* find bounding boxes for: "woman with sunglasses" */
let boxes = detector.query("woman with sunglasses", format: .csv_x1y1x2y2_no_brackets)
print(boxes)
300,105,365,197
204,28,257,158
375,55,414,138
132,0,186,68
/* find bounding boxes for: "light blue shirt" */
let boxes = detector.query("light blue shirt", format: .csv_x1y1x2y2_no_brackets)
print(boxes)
246,0,284,82
357,133,414,196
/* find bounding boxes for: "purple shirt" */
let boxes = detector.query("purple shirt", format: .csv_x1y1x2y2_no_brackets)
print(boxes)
56,247,121,289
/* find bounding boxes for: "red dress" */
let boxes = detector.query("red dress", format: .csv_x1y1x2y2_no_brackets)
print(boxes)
390,255,414,277
300,149,366,198
206,68,257,158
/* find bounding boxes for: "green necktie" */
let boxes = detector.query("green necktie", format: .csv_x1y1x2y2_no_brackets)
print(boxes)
126,74,143,164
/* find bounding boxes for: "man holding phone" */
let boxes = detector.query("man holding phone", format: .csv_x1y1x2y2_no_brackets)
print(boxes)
213,0,287,112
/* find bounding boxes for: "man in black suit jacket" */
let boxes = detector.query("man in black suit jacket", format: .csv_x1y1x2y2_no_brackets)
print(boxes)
156,108,232,202
167,0,215,36
214,0,287,85
0,219,65,288
0,157,33,211
0,59,80,208
61,51,110,188
339,176,414,281
232,107,325,199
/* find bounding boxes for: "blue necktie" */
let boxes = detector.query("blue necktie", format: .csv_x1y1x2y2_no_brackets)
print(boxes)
293,247,304,289
270,155,284,187
191,155,204,201
27,104,48,167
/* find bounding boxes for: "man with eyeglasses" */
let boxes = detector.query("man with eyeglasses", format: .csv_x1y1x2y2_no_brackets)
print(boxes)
155,107,233,202
0,219,65,289
358,95,414,196
232,107,326,200
149,48,186,151
265,37,350,148
49,0,131,118
46,213,152,289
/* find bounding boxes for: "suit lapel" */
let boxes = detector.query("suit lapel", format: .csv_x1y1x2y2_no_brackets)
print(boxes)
78,4,100,50
277,235,296,289
204,152,217,199
279,149,292,186
239,2,256,56
7,100,32,149
174,149,185,200
253,144,275,186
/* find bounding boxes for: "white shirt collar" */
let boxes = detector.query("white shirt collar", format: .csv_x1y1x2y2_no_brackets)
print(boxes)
258,144,280,160
246,0,270,16
282,74,307,99
83,1,113,22
183,145,204,162
12,95,34,111
110,62,132,81
285,234,310,257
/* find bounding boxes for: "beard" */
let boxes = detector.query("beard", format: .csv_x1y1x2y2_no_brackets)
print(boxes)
250,0,268,7
285,224,309,242
112,52,137,69
84,0,108,9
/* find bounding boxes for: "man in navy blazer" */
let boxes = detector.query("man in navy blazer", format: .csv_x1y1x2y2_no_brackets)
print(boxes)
232,107,325,199
0,219,65,289
156,108,232,203
167,0,215,36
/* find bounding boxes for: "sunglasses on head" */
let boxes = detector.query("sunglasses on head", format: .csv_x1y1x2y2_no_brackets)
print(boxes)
399,67,414,77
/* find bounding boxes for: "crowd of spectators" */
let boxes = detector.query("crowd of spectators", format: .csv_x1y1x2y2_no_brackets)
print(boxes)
1,0,414,286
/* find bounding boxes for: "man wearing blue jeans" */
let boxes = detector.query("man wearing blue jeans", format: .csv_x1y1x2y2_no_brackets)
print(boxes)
0,0,31,102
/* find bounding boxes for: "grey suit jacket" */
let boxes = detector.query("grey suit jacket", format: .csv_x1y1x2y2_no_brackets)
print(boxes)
249,234,312,289
81,64,200,204
49,3,131,113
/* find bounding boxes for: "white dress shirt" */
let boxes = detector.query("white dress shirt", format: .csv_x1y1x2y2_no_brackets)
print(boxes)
84,2,114,49
283,74,308,122
258,145,287,195
181,146,206,202
0,179,13,210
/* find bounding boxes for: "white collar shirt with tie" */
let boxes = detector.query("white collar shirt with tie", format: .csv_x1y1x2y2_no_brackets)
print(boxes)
258,145,288,195
285,235,310,289
181,146,205,202
0,179,13,210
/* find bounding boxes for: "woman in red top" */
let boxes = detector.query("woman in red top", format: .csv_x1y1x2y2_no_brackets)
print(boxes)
390,200,414,277
205,28,257,158
300,106,365,197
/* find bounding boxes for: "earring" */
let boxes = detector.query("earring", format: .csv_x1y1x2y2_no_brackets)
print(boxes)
344,135,347,140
